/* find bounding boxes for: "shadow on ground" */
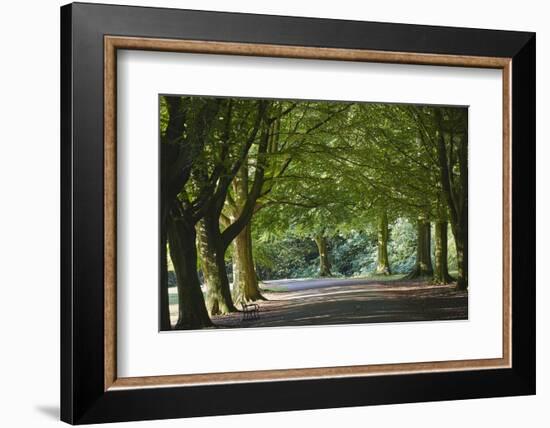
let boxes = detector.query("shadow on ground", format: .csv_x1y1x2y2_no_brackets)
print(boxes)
35,405,59,420
212,279,468,329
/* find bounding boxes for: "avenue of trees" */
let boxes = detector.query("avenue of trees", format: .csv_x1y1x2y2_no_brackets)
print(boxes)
160,95,468,330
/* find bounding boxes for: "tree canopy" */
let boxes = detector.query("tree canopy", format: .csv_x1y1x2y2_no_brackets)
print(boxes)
159,95,468,330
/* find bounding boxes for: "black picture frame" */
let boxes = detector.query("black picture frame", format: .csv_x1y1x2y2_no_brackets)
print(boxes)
61,2,535,424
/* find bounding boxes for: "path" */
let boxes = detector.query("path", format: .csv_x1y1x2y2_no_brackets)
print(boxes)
210,277,468,329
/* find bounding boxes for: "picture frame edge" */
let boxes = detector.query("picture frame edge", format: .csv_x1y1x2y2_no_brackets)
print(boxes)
61,2,536,424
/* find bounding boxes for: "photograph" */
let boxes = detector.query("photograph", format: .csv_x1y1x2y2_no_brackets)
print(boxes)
52,1,536,425
159,95,469,331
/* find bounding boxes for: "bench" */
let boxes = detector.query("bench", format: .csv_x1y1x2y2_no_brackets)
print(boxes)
241,301,260,321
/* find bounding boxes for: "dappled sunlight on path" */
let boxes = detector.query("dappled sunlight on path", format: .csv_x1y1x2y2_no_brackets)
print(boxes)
211,279,468,329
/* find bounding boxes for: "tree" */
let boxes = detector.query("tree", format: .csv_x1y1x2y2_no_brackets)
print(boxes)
243,101,354,280
406,218,434,278
225,106,294,303
375,209,391,275
159,96,186,330
433,220,454,284
410,106,468,288
366,104,464,284
314,234,332,276
160,96,268,327
167,208,212,329
231,222,262,302
193,99,269,315
159,96,218,329
160,96,228,329
319,104,434,278
434,108,468,289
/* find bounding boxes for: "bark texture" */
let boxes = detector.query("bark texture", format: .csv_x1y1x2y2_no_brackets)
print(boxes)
167,215,212,329
435,109,468,290
314,235,332,277
194,105,270,315
232,223,264,303
197,214,237,316
433,221,454,284
407,219,433,279
159,222,172,330
158,97,219,330
226,160,265,304
375,210,391,275
453,225,468,290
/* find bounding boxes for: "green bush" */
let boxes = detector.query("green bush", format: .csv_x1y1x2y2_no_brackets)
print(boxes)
253,218,433,280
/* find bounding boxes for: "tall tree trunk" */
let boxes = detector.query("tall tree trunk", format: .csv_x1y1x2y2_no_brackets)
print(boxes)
407,219,433,279
433,221,453,284
197,214,237,316
232,223,264,303
159,220,172,330
451,222,468,290
434,108,468,290
193,122,269,315
419,220,434,275
167,215,212,329
452,131,468,291
314,235,332,277
375,210,391,275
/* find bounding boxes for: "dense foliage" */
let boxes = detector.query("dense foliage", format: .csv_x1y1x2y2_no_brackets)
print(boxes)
159,95,468,330
253,218,457,280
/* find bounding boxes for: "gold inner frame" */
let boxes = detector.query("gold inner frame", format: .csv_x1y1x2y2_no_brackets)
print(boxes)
104,35,512,391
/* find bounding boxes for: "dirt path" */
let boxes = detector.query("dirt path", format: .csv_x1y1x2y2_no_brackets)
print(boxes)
211,279,468,329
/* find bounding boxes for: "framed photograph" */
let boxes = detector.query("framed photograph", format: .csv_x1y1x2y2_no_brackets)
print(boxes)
60,2,535,424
